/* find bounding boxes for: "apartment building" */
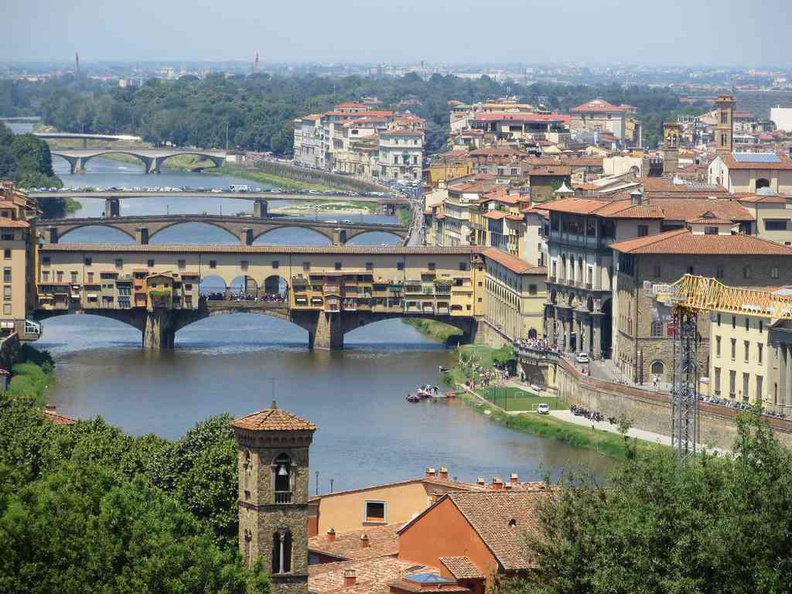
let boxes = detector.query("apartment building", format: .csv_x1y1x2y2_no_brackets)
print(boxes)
569,99,641,147
708,152,792,195
735,192,792,246
0,182,39,340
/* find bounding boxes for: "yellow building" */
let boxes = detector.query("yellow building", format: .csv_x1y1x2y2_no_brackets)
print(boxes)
0,182,39,340
482,247,546,340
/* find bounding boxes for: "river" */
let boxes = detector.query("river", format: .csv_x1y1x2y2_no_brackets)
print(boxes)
30,146,613,493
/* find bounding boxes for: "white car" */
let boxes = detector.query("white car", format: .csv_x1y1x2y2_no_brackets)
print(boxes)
575,352,590,364
536,403,550,415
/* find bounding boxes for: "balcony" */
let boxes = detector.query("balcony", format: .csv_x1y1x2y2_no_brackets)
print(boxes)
274,491,292,504
323,285,340,296
548,275,556,283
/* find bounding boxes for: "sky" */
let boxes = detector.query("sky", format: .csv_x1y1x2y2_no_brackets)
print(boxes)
1,0,789,67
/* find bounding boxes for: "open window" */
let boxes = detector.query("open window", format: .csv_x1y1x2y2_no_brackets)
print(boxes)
364,500,386,524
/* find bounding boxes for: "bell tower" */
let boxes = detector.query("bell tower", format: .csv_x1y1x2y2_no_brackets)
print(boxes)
232,401,317,594
662,122,681,176
715,94,735,155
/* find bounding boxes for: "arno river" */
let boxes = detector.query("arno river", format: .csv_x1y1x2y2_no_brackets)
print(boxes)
34,153,612,493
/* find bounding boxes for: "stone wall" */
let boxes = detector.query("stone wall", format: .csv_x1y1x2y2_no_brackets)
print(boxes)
550,356,792,450
475,320,512,348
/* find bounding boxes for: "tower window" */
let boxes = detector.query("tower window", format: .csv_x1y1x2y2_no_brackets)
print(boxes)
272,527,292,574
273,453,292,503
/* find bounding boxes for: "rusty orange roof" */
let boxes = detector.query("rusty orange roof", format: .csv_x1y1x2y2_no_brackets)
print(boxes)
439,556,485,580
0,218,29,228
42,407,76,426
720,153,792,170
570,99,630,114
309,557,423,594
483,248,546,275
231,402,316,432
309,524,401,561
609,229,792,256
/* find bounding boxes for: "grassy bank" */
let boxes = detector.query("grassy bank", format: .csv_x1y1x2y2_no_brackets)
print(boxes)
403,318,463,344
4,345,56,406
397,206,412,227
208,165,339,192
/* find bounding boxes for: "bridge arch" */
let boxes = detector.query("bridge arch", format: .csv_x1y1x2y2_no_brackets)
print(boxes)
345,230,404,245
200,274,230,298
148,221,240,244
253,227,334,245
262,275,289,300
228,275,259,298
155,152,224,171
76,151,155,173
57,223,136,243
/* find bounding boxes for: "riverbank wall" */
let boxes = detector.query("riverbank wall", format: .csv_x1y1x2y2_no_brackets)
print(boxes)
475,320,514,348
527,353,792,450
244,160,386,194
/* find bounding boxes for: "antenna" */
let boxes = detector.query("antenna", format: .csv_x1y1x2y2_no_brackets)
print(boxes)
267,377,277,401
253,50,260,74
75,52,80,76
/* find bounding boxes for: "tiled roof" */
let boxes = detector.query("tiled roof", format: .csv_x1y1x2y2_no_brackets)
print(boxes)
231,403,316,432
482,210,507,220
42,408,76,426
529,165,571,176
483,247,546,275
721,153,792,170
609,229,792,256
439,556,485,580
447,491,544,571
570,99,629,114
734,193,789,204
0,218,29,228
309,524,401,561
541,196,753,222
473,113,570,124
309,557,423,594
380,129,424,137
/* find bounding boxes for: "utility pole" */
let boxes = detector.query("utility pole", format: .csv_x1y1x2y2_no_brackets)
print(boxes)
75,52,80,76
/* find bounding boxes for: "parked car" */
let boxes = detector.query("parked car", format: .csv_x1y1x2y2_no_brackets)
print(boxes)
536,403,550,415
575,352,590,364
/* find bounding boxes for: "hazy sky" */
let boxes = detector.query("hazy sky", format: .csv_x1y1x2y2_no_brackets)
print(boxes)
2,0,789,66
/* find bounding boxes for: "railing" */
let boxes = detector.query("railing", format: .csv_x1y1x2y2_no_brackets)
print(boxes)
548,275,556,283
274,491,292,504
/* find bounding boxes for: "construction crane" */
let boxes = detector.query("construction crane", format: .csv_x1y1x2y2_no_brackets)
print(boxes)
651,274,792,464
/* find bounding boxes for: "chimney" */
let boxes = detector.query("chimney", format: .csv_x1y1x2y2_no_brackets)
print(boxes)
425,467,436,478
476,477,485,486
344,569,357,587
359,533,369,548
630,189,643,206
510,473,519,485
327,528,336,542
492,477,503,491
431,490,442,503
439,466,449,480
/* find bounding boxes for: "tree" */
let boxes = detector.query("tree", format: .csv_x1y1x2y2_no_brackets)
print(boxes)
0,147,17,179
10,134,55,177
500,411,792,594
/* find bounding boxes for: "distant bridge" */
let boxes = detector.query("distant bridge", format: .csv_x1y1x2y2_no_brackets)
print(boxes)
50,148,227,174
35,244,486,350
35,132,144,147
41,214,408,246
29,191,411,208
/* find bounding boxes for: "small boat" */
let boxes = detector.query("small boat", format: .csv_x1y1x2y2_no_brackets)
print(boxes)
406,393,422,403
438,366,450,373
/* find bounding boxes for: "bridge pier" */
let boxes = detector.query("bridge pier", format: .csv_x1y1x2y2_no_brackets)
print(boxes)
332,228,348,246
143,310,176,349
148,157,162,174
104,198,120,218
136,227,149,245
311,311,344,350
239,228,253,246
253,199,269,217
46,227,58,244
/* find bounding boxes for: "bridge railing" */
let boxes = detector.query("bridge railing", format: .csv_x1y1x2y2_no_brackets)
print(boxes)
205,299,288,310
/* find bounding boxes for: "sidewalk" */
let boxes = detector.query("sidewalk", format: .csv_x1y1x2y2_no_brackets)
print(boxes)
549,410,727,453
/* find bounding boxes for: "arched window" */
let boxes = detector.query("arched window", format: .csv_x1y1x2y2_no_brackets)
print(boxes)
273,453,292,503
651,361,665,376
756,178,770,190
650,321,663,337
528,328,537,339
272,527,292,574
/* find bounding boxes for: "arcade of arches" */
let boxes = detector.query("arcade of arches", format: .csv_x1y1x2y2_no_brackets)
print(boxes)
545,289,612,358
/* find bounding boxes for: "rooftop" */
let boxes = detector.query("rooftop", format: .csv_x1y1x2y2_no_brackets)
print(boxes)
721,152,792,170
570,99,632,114
309,524,401,562
610,229,792,256
309,556,425,594
231,401,317,432
439,556,485,580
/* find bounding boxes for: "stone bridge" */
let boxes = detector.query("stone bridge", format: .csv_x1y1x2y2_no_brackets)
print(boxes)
50,148,227,174
34,300,478,351
40,214,408,246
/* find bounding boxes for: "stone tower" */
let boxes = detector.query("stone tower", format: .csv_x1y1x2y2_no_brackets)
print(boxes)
715,94,735,155
232,402,317,594
662,122,681,176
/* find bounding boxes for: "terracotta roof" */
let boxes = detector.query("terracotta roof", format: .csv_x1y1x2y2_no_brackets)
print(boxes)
42,408,76,426
720,153,792,170
380,129,424,137
0,218,29,228
482,210,508,220
447,492,544,571
231,403,316,432
529,165,571,176
335,102,367,109
309,524,401,561
473,113,570,124
439,557,485,580
734,193,789,204
609,229,792,256
309,557,423,594
570,99,629,114
483,248,546,275
541,196,753,222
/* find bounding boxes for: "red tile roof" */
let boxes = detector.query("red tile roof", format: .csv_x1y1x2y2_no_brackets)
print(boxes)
0,218,29,228
483,248,546,275
609,229,792,256
570,99,630,114
42,407,76,426
439,556,485,580
309,524,401,561
734,193,788,204
529,166,571,176
473,113,570,124
380,129,424,137
720,153,792,170
309,557,423,594
231,403,317,432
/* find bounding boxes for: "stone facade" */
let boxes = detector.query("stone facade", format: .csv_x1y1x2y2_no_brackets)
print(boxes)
234,408,317,594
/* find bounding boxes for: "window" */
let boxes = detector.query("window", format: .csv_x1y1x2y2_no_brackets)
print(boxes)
364,501,386,523
272,260,280,269
365,262,373,271
744,340,750,362
653,264,661,278
771,267,779,279
178,259,186,270
458,262,467,271
271,528,292,574
651,321,663,337
2,303,9,315
2,268,9,283
209,260,217,269
41,271,49,281
721,111,728,124
716,336,721,357
756,376,763,401
3,286,10,299
758,343,763,364
742,373,749,401
114,259,122,270
743,265,752,279
334,262,342,271
528,284,537,295
730,338,736,359
240,260,249,271
70,271,77,283
650,361,664,376
704,226,719,235
42,256,50,265
147,259,154,268
2,249,10,260
732,316,736,329
765,220,788,231
0,233,13,241
717,314,721,326
428,262,436,271
397,262,404,271
729,370,736,397
637,225,649,237
745,318,750,331
759,321,763,333
303,262,310,272
716,267,724,279
714,367,721,394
